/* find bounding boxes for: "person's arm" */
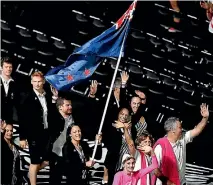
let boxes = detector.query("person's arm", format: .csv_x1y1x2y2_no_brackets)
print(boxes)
124,127,136,156
62,140,72,164
88,80,98,99
190,103,209,139
50,85,58,103
93,134,103,160
169,0,180,12
119,71,129,108
112,172,121,185
83,134,102,162
138,152,158,177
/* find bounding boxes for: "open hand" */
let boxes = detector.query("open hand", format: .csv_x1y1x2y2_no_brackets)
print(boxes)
50,85,58,97
89,80,98,96
113,121,124,129
120,71,129,84
0,120,6,133
124,121,132,130
200,103,209,118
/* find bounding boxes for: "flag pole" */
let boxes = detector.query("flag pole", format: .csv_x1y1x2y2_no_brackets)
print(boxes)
91,29,128,160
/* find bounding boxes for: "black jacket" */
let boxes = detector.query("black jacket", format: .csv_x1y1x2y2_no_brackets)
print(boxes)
62,138,102,185
1,79,20,122
18,90,53,140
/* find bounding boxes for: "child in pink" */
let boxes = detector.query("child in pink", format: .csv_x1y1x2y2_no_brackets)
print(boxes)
113,146,158,185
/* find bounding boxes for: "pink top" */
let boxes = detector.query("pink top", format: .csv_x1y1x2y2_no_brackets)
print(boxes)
113,155,158,185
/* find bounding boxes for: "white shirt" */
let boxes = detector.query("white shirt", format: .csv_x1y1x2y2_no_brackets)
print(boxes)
154,131,193,185
134,150,151,185
1,75,14,95
33,89,48,129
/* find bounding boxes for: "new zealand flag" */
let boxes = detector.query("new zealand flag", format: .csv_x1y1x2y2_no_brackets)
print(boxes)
45,0,137,91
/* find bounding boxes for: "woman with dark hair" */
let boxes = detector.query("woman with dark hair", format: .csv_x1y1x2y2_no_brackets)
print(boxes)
62,124,102,185
104,107,131,185
1,123,22,185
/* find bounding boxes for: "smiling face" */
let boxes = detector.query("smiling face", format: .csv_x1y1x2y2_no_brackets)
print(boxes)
130,97,141,113
118,108,129,123
123,158,135,173
70,125,82,141
4,124,13,140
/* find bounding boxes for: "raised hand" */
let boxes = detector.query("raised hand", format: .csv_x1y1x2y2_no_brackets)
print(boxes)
113,120,124,129
120,71,129,84
200,103,209,118
89,80,98,97
124,121,132,130
135,90,146,104
200,1,210,9
0,120,6,133
50,85,58,97
140,145,153,154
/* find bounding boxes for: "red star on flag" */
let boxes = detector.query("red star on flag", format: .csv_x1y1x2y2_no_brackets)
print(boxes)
67,73,73,81
84,69,90,76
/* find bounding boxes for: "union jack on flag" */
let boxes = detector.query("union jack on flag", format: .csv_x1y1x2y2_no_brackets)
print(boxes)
45,0,137,91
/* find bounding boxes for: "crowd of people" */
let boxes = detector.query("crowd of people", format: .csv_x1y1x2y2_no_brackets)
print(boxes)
1,56,210,185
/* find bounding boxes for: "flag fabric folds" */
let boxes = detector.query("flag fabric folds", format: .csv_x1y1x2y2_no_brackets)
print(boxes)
45,0,137,91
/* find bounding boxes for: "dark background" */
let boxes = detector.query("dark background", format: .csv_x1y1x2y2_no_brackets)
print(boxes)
1,1,213,184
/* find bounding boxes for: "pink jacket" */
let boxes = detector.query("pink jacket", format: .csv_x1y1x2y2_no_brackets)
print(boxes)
152,137,181,185
112,156,158,185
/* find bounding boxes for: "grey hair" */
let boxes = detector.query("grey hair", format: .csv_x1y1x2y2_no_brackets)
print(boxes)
164,117,179,133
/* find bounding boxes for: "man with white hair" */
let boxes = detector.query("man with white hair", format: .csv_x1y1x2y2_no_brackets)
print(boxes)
152,103,209,185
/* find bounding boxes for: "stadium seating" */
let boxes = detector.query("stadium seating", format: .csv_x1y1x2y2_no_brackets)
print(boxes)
1,2,213,184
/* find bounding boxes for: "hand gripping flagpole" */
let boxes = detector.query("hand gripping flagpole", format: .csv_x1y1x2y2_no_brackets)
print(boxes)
91,30,129,160
91,0,137,161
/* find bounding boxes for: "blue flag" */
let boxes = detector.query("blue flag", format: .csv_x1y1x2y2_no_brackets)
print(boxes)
45,0,137,91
